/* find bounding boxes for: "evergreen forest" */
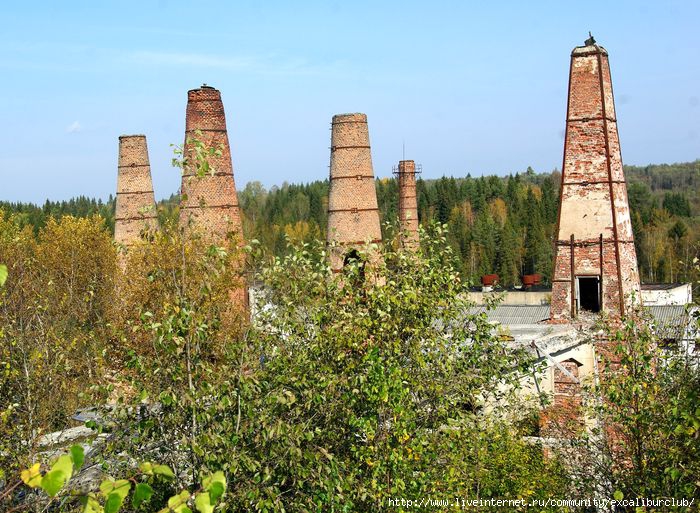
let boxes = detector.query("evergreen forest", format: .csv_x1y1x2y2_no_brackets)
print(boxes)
3,160,698,287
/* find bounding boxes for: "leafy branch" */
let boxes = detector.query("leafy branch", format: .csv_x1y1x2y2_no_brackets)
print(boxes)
4,445,226,513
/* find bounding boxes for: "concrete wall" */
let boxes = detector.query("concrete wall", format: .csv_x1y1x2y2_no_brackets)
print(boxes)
642,284,693,306
470,290,551,306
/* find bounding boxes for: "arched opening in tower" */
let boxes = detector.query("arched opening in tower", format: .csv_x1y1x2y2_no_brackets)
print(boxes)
343,249,366,283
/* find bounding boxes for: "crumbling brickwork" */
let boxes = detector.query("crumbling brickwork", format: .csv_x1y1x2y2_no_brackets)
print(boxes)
326,113,383,272
179,85,247,311
179,85,243,242
396,160,419,247
115,135,158,247
550,41,640,321
541,359,585,438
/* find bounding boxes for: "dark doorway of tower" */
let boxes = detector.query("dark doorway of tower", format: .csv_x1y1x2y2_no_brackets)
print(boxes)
343,249,366,283
577,276,601,313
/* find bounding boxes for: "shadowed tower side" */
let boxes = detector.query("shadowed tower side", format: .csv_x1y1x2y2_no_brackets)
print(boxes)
550,37,640,321
394,159,419,247
326,113,383,272
179,84,243,241
115,135,158,247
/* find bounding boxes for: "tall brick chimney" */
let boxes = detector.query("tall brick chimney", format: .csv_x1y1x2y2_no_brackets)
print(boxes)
326,113,383,272
550,37,640,320
179,85,248,312
179,84,243,241
394,160,419,247
115,135,158,247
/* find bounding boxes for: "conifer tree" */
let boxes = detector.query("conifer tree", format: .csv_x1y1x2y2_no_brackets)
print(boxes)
496,220,519,286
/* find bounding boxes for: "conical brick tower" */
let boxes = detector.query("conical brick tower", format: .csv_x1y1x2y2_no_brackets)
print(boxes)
179,85,248,312
179,84,243,241
327,113,383,272
550,36,640,321
394,160,419,247
115,135,158,247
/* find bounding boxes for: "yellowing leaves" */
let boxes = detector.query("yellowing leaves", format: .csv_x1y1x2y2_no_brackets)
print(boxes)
488,198,508,227
21,462,42,487
283,221,320,244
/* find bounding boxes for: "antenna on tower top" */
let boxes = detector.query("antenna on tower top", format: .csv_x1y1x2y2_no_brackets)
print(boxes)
585,31,596,46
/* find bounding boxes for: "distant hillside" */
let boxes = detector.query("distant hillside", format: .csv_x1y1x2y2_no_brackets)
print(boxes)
2,159,698,287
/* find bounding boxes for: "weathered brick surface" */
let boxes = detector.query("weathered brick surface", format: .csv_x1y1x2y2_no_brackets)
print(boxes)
179,85,247,311
396,160,419,247
179,85,243,242
541,360,585,438
115,135,158,246
550,42,640,320
327,113,383,271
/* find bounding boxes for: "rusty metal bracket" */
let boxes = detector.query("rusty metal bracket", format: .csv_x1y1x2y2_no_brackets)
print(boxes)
327,207,379,214
330,145,371,151
116,190,155,195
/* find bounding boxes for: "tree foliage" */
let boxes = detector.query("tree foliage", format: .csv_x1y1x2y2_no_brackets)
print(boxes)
0,212,116,475
560,308,700,506
65,225,568,512
3,160,699,288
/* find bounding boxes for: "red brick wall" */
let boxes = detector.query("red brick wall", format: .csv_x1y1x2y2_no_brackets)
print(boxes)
327,113,383,272
397,160,419,247
178,85,248,312
115,135,158,247
551,44,640,320
541,360,584,438
179,85,244,242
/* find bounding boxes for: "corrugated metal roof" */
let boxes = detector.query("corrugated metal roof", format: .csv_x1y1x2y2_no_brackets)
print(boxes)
642,283,686,291
471,305,694,340
648,305,687,323
648,305,692,340
470,305,551,325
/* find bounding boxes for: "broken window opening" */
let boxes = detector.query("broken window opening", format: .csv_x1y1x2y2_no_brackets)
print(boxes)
577,276,601,313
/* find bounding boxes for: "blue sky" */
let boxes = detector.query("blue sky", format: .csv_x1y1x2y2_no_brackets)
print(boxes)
1,1,698,203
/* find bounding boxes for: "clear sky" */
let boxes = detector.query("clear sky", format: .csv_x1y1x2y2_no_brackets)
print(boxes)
1,1,698,203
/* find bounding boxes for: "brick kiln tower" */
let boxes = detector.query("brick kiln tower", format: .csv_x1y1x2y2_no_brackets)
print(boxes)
327,113,383,272
550,36,640,321
179,84,243,241
394,160,420,247
179,85,248,312
115,135,158,247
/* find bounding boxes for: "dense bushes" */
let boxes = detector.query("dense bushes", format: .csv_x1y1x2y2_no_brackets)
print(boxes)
0,212,116,475
2,205,699,511
94,225,567,511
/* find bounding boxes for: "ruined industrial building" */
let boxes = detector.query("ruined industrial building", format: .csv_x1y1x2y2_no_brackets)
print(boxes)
465,38,696,441
550,39,641,321
114,135,158,248
326,113,383,273
15,38,698,504
395,159,420,248
111,38,695,334
111,37,696,441
179,84,244,241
